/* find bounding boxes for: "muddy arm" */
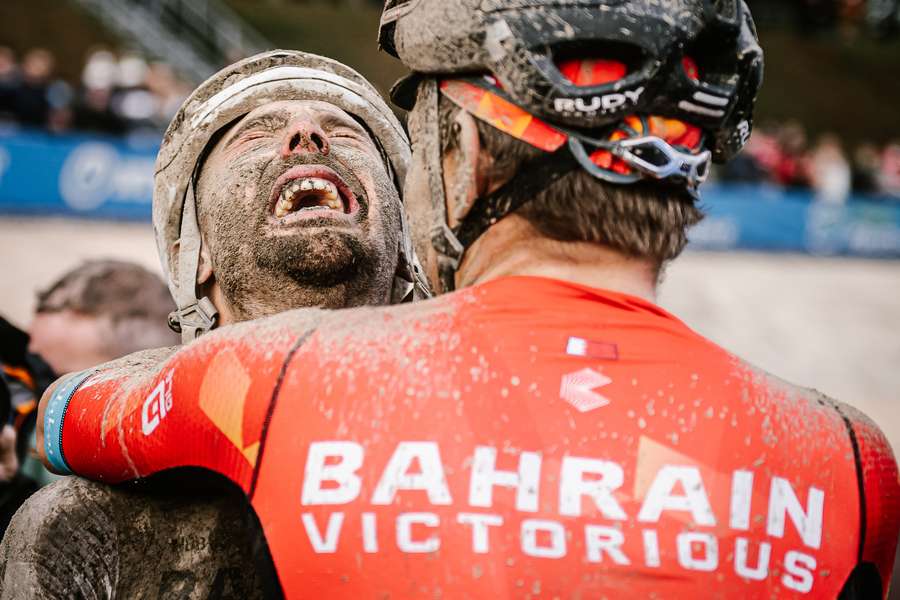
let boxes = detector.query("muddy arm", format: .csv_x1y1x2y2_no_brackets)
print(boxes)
0,476,269,599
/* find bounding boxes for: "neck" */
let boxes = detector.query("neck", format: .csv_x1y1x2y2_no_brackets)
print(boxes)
209,277,391,328
455,215,659,302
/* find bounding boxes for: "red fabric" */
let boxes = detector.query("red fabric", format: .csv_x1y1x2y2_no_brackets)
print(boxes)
683,57,701,81
60,276,899,598
847,406,900,592
558,59,627,87
61,331,297,490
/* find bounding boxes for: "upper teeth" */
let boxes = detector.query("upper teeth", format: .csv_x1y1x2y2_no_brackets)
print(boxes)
274,177,343,218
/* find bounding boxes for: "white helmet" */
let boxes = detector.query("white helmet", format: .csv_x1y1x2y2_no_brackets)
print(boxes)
154,50,429,343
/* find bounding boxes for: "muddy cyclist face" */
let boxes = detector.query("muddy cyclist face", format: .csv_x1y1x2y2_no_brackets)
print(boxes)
195,100,402,320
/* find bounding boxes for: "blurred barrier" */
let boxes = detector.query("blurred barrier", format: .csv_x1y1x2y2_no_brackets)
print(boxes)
691,185,900,258
1,130,899,257
0,128,157,221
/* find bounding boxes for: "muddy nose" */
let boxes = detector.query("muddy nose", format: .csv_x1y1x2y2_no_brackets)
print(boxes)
281,119,330,157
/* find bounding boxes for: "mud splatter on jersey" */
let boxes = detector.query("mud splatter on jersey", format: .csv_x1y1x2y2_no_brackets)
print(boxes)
50,276,900,598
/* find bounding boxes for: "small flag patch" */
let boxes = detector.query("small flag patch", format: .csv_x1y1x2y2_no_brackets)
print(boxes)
566,337,619,360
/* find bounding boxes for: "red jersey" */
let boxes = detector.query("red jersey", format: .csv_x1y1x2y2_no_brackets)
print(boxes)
44,276,900,598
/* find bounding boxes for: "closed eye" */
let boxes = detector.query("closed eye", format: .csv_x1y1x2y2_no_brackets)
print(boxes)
226,113,290,149
329,128,365,141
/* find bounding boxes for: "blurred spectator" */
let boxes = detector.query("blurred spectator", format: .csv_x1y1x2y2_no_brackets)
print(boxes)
73,49,125,135
715,119,899,202
144,61,190,127
28,260,178,375
11,48,55,128
721,125,779,183
0,315,52,534
0,47,20,121
45,79,74,134
774,121,812,189
67,49,191,136
808,134,852,204
852,143,883,195
111,53,157,133
881,142,900,198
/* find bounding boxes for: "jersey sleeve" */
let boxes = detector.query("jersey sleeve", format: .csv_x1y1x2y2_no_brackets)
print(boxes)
43,325,304,493
838,402,900,597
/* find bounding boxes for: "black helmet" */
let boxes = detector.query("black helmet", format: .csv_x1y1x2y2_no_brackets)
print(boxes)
380,0,763,164
379,0,763,292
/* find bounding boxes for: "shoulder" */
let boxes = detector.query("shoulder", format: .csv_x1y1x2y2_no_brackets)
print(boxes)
831,400,900,591
0,476,267,599
88,345,180,382
0,477,121,597
817,395,900,596
296,294,467,348
733,360,900,590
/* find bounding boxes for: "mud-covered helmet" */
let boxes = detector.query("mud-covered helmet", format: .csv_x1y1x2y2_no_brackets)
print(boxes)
154,50,430,343
381,0,763,164
379,0,763,290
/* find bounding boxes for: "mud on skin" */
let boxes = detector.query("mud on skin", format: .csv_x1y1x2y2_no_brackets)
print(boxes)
194,106,402,322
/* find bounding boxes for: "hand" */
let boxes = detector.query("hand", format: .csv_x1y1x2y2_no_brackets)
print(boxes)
0,424,19,483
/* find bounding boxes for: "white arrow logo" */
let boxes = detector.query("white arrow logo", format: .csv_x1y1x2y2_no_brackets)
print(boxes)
560,368,612,413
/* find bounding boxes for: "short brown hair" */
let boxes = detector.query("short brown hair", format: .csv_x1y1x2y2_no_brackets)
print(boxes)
438,97,704,270
37,260,178,355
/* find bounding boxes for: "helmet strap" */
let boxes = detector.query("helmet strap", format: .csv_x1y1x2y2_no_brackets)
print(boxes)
169,183,219,344
420,76,579,293
452,147,577,252
392,205,433,302
417,79,462,293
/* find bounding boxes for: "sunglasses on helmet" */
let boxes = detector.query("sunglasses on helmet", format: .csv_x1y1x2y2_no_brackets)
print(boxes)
439,77,711,194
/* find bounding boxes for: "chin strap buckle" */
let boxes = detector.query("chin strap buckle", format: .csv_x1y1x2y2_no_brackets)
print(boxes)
167,296,219,343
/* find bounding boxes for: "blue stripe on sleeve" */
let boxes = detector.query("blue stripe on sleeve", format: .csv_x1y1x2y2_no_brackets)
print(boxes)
43,370,94,475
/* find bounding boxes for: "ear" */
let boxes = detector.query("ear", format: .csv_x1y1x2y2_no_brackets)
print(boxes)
168,238,214,288
442,110,484,228
196,235,214,287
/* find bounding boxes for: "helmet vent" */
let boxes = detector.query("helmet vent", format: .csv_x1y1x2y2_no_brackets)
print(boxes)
551,40,645,81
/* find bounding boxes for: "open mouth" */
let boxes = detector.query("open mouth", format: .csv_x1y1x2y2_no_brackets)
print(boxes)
269,166,361,221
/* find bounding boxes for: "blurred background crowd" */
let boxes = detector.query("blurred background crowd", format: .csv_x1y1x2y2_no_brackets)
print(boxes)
2,43,899,206
0,46,190,138
720,121,900,203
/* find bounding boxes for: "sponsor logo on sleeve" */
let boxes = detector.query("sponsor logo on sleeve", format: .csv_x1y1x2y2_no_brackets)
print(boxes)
141,370,174,436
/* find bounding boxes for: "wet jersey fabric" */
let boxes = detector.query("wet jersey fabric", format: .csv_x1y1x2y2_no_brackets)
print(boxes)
47,276,900,598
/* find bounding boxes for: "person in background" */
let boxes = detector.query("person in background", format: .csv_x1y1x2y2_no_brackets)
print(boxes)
0,261,178,534
11,48,55,128
851,142,883,196
881,141,900,198
0,47,20,122
0,315,54,535
28,260,178,375
110,53,157,135
143,61,189,130
73,49,125,135
808,133,852,204
774,120,812,189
